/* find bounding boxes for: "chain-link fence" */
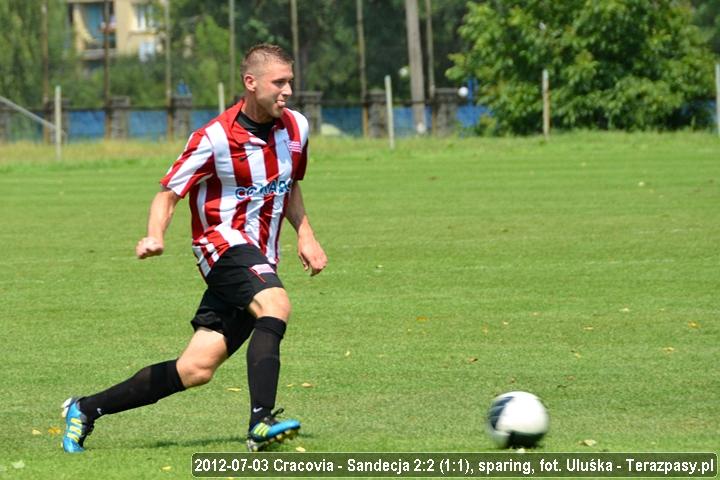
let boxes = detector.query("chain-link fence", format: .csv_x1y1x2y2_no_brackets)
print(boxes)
0,103,487,143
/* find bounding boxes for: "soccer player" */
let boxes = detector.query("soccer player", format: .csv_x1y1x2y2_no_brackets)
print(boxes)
61,44,327,453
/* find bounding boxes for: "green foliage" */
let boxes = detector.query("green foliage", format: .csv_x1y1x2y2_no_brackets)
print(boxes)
0,0,70,108
0,0,469,108
164,0,469,103
692,0,720,56
449,0,716,134
60,58,167,108
176,14,231,106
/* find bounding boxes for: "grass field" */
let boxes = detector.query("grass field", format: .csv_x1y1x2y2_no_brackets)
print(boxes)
0,132,718,478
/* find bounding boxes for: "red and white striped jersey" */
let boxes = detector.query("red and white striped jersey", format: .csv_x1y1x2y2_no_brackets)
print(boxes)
160,99,309,277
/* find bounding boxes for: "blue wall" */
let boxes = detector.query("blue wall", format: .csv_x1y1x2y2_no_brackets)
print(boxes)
60,104,488,141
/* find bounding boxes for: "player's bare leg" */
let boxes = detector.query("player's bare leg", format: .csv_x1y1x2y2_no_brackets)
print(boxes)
62,328,227,453
176,328,229,387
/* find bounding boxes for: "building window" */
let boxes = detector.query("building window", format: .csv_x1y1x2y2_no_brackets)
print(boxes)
134,3,156,31
79,3,116,50
138,40,157,62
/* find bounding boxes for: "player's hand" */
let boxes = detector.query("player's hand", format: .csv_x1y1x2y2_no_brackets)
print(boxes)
298,236,327,276
136,236,164,259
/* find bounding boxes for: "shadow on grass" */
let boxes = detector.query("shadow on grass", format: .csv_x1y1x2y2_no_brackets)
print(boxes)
147,432,316,449
148,436,242,449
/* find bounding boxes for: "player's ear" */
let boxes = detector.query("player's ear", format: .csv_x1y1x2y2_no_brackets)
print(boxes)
244,73,256,93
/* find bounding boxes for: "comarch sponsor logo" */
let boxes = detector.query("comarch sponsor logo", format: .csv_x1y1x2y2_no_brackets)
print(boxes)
235,179,293,200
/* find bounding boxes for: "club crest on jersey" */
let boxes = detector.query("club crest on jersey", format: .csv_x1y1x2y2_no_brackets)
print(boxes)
235,179,293,200
286,140,303,153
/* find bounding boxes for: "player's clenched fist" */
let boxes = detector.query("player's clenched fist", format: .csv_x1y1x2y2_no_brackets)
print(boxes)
136,236,164,259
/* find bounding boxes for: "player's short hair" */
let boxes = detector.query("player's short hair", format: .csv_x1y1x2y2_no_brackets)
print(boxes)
241,44,294,76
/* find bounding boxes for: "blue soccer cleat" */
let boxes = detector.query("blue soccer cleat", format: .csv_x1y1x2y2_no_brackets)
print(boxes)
61,397,94,453
246,408,300,452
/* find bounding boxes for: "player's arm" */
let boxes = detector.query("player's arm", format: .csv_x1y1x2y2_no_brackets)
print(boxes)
285,182,327,276
136,186,182,259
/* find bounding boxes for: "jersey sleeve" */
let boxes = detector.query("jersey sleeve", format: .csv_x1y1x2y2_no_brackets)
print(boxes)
160,131,214,198
295,139,308,181
291,111,310,181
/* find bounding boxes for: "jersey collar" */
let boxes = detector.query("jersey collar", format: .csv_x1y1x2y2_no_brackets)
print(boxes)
225,98,289,147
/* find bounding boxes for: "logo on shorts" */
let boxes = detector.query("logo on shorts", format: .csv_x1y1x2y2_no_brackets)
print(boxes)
250,264,275,276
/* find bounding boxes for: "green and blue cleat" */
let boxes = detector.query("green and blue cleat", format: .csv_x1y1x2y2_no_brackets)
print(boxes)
246,408,300,452
61,397,94,453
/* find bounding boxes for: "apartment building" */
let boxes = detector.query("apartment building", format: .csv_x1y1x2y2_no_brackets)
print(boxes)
66,0,161,65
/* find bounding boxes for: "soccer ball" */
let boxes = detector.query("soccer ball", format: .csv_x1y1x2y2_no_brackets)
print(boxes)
487,391,549,448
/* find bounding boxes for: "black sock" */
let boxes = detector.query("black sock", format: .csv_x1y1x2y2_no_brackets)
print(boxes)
78,359,185,422
246,316,286,428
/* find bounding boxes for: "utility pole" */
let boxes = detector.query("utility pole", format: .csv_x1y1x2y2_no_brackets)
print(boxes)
229,0,236,98
41,0,50,142
424,0,435,102
290,0,301,91
164,0,171,106
356,0,368,136
103,0,111,138
163,0,173,139
404,0,426,134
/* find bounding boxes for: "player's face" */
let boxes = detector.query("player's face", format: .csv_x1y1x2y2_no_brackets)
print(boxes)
246,61,293,122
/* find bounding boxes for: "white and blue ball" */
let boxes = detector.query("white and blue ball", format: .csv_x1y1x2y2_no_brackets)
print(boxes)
487,391,549,448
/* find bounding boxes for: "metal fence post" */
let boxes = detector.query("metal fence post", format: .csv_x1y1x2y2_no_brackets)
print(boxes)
715,63,719,137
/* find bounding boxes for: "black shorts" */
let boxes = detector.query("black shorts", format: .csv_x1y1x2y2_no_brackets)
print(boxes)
190,244,284,356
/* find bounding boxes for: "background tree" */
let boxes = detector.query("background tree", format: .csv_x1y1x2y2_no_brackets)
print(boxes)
692,0,720,57
448,0,716,134
0,0,470,109
166,0,468,104
0,0,70,108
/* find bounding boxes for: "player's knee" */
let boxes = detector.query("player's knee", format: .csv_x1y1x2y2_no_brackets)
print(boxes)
177,362,215,388
250,288,291,321
186,368,214,387
272,290,291,319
